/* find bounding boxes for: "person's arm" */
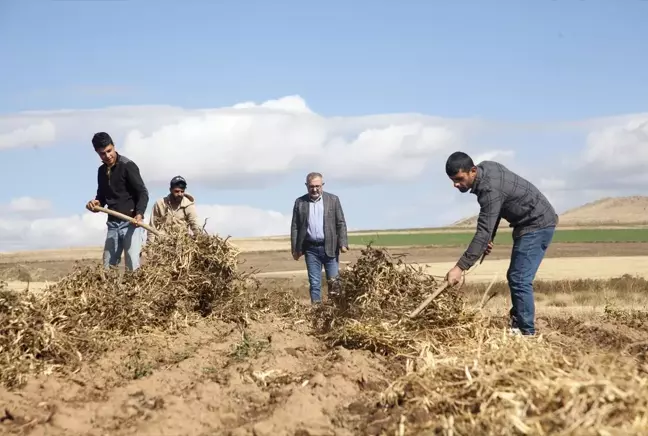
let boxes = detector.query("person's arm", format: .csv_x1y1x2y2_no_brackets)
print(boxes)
290,199,300,255
456,188,503,270
125,161,149,218
335,196,348,249
147,201,161,243
95,167,106,207
185,203,202,236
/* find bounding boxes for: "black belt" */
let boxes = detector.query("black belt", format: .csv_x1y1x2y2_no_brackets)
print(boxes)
304,239,325,247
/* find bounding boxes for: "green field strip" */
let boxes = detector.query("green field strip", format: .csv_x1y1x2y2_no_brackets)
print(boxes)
347,228,648,247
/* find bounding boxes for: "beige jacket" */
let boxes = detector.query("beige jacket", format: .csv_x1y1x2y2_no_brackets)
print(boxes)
147,192,202,243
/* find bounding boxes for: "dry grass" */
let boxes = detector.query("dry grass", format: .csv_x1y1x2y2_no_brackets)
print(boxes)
0,222,299,389
305,246,648,434
450,274,648,312
0,285,85,389
377,323,648,435
313,245,475,355
604,304,648,332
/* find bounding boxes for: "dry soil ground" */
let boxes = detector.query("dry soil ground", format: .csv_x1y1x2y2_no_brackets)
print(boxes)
2,240,648,435
3,275,648,435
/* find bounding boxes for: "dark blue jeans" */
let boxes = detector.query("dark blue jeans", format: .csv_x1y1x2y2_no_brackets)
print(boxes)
507,226,555,335
304,244,339,303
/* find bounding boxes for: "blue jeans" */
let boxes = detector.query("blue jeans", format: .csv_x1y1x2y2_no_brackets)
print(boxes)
103,220,143,271
507,226,555,335
304,244,339,303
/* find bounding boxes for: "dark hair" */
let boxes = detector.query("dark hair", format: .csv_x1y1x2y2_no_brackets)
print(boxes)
92,132,113,149
445,151,474,177
170,175,187,189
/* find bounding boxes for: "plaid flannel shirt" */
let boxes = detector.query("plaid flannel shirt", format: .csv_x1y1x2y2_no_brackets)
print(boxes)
457,161,558,270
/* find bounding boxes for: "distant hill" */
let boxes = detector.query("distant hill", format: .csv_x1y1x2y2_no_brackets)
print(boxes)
558,196,648,226
450,196,648,228
450,215,511,228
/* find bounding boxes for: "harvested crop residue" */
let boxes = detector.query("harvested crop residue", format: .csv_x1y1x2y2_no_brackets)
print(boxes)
3,240,648,435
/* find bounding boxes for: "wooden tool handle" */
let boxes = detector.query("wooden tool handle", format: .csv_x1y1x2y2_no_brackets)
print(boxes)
408,282,450,318
92,206,161,236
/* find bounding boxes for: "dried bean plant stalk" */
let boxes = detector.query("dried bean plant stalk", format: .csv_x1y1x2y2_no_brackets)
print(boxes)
0,222,259,388
313,245,475,355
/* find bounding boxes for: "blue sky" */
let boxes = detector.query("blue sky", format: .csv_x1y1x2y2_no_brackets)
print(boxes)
1,0,647,250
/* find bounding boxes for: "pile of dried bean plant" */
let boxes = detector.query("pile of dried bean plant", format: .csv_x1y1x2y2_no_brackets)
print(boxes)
0,222,260,388
313,245,475,355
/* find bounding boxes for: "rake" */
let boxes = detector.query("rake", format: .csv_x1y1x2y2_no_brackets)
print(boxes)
408,216,502,319
407,281,451,318
91,206,162,237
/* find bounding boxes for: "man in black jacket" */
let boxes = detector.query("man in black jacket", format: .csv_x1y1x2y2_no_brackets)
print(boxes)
86,132,149,271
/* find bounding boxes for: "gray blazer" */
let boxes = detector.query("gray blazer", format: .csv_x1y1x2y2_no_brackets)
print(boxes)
290,191,348,258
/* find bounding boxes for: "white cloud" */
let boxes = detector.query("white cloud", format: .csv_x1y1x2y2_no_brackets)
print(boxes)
539,178,567,191
320,123,457,181
8,197,52,213
0,212,106,252
472,149,515,165
535,114,648,195
0,95,466,186
0,202,290,252
196,204,290,238
580,116,648,184
3,96,648,232
0,120,56,149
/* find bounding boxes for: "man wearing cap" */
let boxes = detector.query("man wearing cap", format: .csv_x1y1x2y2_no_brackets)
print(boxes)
85,132,149,271
147,175,202,243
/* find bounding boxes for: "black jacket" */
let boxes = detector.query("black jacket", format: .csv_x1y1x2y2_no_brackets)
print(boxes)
95,153,149,223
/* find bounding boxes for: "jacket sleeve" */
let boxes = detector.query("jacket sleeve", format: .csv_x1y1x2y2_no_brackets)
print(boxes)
456,188,503,270
185,204,202,236
125,161,149,217
95,167,106,206
335,196,348,248
290,199,300,254
147,201,161,243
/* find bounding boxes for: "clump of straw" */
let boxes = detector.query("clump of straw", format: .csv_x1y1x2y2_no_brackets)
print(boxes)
375,327,648,434
0,286,85,388
0,222,251,388
313,245,474,354
44,222,245,333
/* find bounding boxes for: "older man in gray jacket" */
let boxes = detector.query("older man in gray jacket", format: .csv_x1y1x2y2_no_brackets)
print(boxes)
291,172,348,304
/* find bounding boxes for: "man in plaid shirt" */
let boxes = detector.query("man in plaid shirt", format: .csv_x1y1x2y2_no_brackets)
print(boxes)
444,151,558,336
